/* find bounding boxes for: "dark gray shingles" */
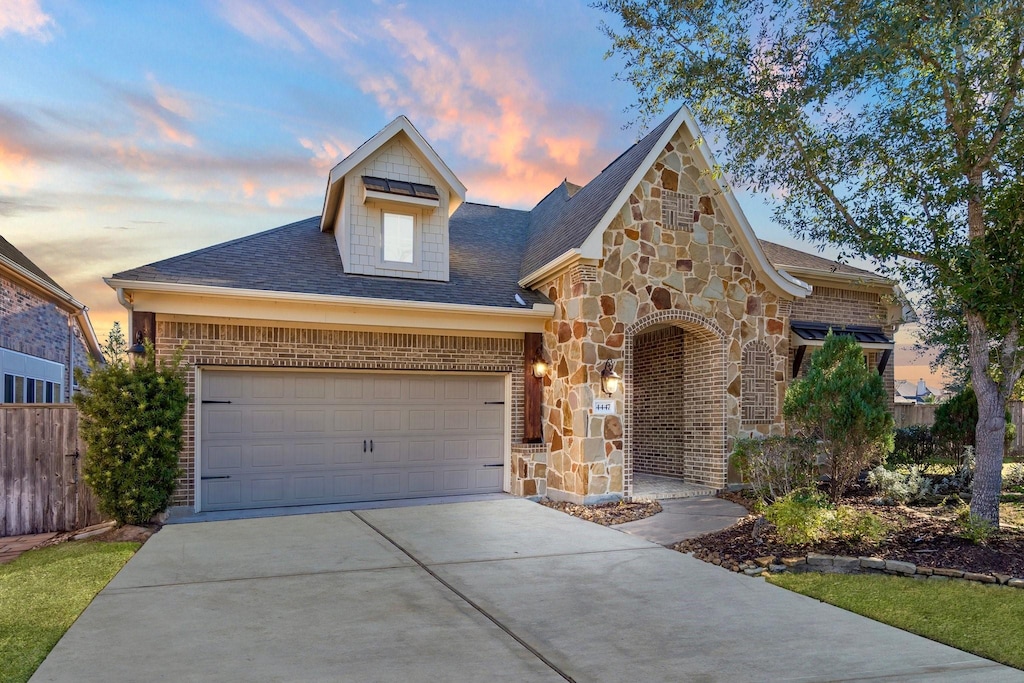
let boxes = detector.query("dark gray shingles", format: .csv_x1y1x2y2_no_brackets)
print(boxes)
518,109,680,280
0,234,69,294
112,204,550,310
758,240,881,278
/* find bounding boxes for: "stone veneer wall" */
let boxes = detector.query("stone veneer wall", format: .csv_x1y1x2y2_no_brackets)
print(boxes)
155,318,524,507
633,327,687,477
789,286,896,403
540,126,792,503
1,274,92,401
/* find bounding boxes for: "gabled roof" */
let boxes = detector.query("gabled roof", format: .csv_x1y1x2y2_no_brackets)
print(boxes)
319,116,467,233
110,204,550,312
1,234,103,360
759,240,883,280
517,108,811,298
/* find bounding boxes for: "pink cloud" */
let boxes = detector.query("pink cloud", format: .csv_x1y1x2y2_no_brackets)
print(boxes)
0,0,54,41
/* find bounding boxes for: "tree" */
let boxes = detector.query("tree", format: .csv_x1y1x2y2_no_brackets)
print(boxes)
101,321,129,367
74,340,189,525
598,0,1024,524
783,332,894,501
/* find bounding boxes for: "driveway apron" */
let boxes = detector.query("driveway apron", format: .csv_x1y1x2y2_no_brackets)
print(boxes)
31,499,1022,682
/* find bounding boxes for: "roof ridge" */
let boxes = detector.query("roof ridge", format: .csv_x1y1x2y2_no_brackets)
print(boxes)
0,233,69,294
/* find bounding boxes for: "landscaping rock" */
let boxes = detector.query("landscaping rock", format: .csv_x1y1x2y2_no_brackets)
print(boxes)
884,560,917,575
807,553,834,566
769,564,787,573
933,567,965,578
781,557,806,567
915,566,933,576
1008,579,1024,589
993,573,1011,585
929,575,950,581
859,557,886,570
743,567,765,576
833,556,860,571
963,572,997,584
754,556,775,568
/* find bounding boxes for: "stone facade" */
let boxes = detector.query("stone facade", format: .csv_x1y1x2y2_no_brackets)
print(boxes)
155,317,523,507
0,274,92,401
539,128,792,503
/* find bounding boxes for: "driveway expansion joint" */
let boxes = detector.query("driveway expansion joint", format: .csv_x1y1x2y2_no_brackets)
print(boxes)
352,510,577,683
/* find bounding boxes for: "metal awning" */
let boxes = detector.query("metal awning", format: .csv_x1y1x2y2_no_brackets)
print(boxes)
790,321,894,376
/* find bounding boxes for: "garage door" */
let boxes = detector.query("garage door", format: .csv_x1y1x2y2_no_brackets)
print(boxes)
199,371,506,511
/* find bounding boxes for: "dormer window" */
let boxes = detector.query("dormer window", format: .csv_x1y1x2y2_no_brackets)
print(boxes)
383,212,415,264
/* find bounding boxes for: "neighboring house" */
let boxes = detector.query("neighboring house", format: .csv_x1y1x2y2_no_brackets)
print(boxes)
107,109,914,513
1,235,103,404
895,379,945,404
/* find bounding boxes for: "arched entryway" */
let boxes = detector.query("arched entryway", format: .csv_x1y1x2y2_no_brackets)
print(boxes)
623,311,728,498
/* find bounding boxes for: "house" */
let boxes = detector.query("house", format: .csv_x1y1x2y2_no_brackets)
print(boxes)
1,235,103,404
895,379,945,404
106,109,913,513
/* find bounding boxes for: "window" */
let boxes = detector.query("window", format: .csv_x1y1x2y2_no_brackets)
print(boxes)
1,374,62,403
3,374,13,403
46,381,54,403
382,212,415,264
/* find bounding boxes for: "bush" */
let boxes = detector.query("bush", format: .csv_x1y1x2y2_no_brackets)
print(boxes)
956,504,996,544
866,465,933,504
764,488,889,545
890,425,936,471
783,332,894,501
933,446,975,495
731,436,818,503
74,342,189,525
1004,463,1024,492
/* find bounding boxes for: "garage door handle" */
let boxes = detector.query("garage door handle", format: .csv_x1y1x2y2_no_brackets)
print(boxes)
483,401,505,405
483,463,503,468
370,440,374,452
201,475,231,480
202,400,232,404
363,440,367,453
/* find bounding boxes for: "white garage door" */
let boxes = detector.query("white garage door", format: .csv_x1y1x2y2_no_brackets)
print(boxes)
199,371,506,511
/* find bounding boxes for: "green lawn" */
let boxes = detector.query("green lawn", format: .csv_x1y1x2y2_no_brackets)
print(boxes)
0,541,139,683
767,572,1024,670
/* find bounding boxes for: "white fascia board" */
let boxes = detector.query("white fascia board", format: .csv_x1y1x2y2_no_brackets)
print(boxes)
517,248,582,289
1,256,86,311
363,189,440,209
320,116,467,232
105,278,553,320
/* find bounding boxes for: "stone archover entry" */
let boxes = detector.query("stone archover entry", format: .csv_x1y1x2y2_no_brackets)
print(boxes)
624,310,728,498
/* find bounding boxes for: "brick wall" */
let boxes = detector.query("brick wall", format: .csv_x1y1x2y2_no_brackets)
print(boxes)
633,327,687,477
1,274,92,401
155,318,524,507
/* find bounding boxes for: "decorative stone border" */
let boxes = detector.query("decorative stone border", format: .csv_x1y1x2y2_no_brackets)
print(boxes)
724,552,1024,588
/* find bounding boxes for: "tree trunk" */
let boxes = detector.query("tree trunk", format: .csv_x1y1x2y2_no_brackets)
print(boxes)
967,312,1004,525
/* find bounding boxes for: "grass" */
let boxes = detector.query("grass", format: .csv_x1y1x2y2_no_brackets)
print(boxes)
0,541,139,683
767,572,1024,670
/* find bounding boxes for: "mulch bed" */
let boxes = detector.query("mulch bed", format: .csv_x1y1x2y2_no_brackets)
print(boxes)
539,498,662,525
675,492,1024,577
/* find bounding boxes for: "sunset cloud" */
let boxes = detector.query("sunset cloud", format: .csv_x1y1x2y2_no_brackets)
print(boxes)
0,0,54,41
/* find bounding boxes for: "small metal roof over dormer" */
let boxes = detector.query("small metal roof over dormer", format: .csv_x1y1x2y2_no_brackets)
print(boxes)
790,320,895,377
362,176,439,201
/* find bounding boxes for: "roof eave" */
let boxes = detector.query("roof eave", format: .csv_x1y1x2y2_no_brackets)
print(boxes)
105,278,555,319
518,248,582,289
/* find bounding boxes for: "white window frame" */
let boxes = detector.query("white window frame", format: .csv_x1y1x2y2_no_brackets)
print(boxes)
379,209,421,272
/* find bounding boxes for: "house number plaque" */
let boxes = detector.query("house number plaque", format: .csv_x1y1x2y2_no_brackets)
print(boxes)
592,399,616,415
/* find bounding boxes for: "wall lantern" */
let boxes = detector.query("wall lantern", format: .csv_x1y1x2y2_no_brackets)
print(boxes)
600,360,621,395
128,331,147,359
531,348,550,378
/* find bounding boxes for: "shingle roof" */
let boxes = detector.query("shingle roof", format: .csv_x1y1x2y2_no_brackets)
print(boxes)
0,234,69,294
759,239,880,278
112,203,551,310
518,110,679,279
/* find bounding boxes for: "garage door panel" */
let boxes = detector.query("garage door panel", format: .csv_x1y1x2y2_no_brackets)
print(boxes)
201,371,506,511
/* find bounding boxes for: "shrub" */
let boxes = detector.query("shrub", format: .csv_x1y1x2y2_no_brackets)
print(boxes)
890,425,936,472
866,465,933,504
783,332,894,501
765,488,890,545
956,505,996,544
731,436,818,503
1004,463,1024,492
933,446,975,495
74,342,189,525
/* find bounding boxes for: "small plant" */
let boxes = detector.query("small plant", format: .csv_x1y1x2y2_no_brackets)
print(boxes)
829,506,890,544
731,435,818,503
956,505,996,544
1003,463,1024,492
75,340,190,525
934,446,975,495
764,489,833,545
867,465,933,504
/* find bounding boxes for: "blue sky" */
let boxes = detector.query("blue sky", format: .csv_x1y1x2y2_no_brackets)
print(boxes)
0,0,937,382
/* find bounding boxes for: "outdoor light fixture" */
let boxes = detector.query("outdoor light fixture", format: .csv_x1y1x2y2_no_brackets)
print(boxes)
128,331,146,358
600,360,621,395
531,348,550,378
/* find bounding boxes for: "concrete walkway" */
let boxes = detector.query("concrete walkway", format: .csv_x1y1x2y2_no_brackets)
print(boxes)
616,495,748,545
32,499,1021,682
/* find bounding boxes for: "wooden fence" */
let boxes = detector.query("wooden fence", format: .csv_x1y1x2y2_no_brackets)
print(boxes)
1,405,103,536
893,400,1024,454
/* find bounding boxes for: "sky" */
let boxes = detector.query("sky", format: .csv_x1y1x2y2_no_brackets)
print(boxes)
0,0,941,386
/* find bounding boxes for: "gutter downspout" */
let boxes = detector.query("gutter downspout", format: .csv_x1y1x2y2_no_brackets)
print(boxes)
116,287,134,340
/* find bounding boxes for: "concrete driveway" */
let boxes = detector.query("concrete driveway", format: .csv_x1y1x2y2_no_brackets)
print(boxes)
32,499,1021,682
